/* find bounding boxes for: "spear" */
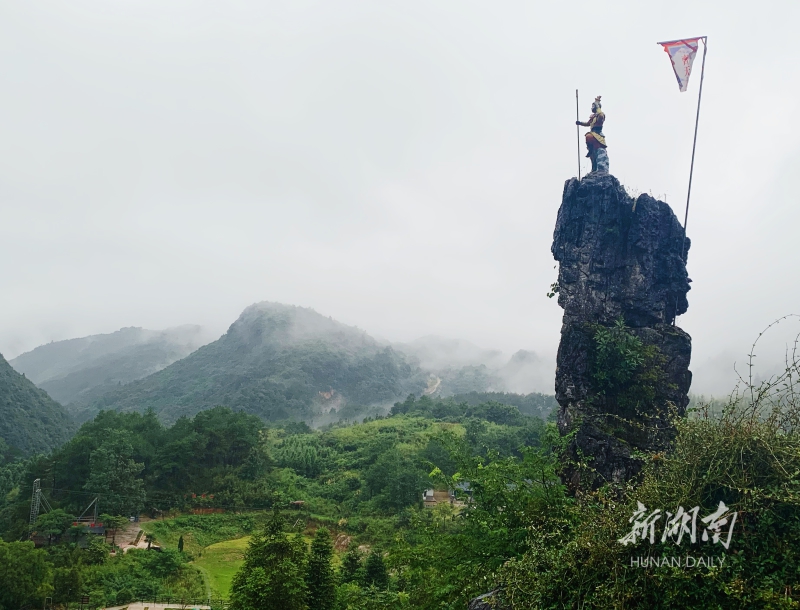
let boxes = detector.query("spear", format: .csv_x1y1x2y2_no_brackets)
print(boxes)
576,89,581,179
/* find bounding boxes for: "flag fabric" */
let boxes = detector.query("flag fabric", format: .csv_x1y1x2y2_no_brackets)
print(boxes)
659,38,703,92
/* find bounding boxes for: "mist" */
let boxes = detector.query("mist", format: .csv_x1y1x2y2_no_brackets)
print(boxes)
2,1,799,398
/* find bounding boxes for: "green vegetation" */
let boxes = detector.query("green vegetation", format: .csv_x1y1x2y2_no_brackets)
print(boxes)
0,391,545,607
448,390,557,419
0,537,204,609
589,319,674,416
0,541,54,610
79,303,430,424
5,337,800,610
229,513,308,610
0,353,75,456
193,536,250,598
9,325,208,409
306,527,337,609
143,514,265,557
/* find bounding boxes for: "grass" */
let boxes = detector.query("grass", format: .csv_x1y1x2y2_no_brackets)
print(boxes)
140,513,265,557
143,512,347,598
193,536,250,598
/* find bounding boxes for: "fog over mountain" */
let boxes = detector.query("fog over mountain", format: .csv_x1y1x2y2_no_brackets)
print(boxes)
9,302,554,426
10,325,214,408
72,302,430,424
2,1,799,400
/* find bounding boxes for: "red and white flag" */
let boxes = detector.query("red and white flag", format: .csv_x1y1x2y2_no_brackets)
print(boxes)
658,38,703,92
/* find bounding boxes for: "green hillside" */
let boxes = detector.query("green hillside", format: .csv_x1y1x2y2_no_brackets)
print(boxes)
10,325,210,409
0,352,75,455
77,302,428,424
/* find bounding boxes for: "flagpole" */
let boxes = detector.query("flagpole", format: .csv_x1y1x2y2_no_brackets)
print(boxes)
680,37,707,263
576,90,581,179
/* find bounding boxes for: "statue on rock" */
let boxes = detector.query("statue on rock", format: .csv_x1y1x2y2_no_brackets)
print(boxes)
576,95,609,173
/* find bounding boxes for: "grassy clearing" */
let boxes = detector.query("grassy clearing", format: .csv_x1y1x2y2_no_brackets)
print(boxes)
193,536,250,598
142,512,347,598
140,513,266,557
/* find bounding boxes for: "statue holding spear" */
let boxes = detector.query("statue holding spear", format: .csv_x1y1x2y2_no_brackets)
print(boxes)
575,95,609,174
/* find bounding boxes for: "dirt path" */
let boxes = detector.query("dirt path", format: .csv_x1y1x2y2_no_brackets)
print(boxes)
112,517,153,553
423,375,442,396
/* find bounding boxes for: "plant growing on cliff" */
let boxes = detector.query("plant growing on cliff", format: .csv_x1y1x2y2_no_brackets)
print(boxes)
588,319,675,417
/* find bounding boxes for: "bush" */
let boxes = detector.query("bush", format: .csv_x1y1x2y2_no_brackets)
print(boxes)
499,318,800,609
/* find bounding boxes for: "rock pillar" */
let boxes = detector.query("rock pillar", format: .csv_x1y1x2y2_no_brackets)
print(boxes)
551,173,692,488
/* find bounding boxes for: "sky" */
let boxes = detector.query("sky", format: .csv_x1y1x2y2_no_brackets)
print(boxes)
2,0,799,396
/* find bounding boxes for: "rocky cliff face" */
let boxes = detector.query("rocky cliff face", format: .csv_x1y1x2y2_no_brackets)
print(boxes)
551,173,692,489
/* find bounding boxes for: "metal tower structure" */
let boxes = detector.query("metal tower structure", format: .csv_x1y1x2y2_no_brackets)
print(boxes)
28,478,41,529
77,496,99,525
28,478,54,536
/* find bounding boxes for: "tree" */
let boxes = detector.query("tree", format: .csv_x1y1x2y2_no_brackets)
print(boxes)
53,566,82,604
35,509,75,545
178,534,184,553
84,430,146,516
0,541,53,610
306,528,335,610
229,513,308,610
339,541,363,585
99,513,128,546
85,535,108,564
363,549,388,590
364,449,426,512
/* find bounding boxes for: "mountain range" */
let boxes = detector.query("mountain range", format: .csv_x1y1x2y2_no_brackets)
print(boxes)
10,325,212,408
5,302,556,440
0,351,75,455
70,302,431,424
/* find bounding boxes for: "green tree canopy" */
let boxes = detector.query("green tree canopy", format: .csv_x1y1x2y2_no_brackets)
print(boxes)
229,514,308,610
363,549,389,590
0,541,53,610
84,430,145,516
339,541,363,585
35,508,76,542
306,527,335,610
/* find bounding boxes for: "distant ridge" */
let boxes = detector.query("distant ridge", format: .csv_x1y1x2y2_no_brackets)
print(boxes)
11,325,211,409
77,302,429,424
0,352,75,455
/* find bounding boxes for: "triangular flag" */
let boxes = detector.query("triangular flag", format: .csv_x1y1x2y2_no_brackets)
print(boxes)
659,38,702,92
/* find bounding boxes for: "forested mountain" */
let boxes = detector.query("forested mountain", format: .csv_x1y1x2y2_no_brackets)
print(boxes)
0,352,75,455
10,325,211,409
76,302,429,424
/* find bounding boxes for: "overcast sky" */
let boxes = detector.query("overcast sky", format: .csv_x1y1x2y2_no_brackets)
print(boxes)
2,0,798,395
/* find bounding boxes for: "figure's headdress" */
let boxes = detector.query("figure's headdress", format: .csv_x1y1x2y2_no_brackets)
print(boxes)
594,95,602,108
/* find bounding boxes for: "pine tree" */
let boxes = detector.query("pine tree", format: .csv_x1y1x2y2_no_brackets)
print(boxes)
305,528,335,610
363,549,389,590
338,541,362,584
229,513,308,610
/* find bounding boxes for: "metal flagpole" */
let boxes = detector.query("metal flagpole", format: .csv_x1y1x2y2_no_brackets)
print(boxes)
657,36,707,324
680,37,707,263
576,90,581,179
